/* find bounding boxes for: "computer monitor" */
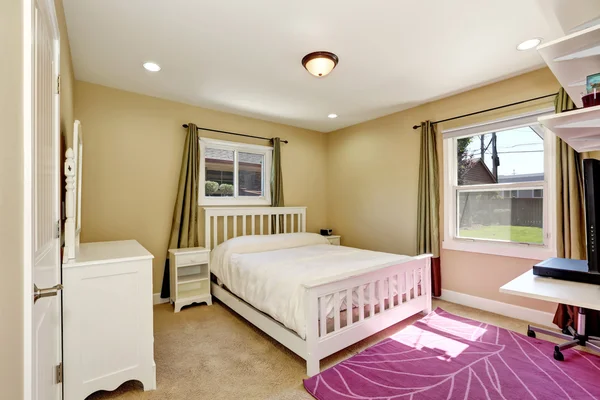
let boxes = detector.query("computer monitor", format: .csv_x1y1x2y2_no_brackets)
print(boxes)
584,158,600,273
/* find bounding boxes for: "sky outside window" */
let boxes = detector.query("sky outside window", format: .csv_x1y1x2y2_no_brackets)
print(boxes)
464,126,543,178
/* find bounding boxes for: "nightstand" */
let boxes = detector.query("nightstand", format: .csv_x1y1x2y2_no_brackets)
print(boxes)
168,247,212,312
325,235,341,246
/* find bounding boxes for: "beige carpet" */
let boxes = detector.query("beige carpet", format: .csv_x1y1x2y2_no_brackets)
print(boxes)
87,299,561,400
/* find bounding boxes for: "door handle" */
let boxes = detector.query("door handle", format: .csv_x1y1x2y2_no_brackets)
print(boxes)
34,283,63,304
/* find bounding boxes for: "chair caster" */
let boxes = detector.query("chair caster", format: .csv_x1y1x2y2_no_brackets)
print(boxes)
527,329,536,338
553,349,564,361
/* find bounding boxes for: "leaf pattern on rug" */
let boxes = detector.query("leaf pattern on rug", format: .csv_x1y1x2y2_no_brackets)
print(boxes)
304,308,600,400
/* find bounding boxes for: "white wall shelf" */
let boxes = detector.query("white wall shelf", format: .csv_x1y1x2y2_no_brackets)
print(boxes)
538,104,600,152
537,23,600,108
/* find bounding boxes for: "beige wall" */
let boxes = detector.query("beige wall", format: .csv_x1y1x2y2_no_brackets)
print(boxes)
0,0,24,398
327,68,563,313
56,0,75,145
72,68,590,308
74,81,328,291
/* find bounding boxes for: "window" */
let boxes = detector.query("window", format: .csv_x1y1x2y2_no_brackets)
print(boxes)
199,138,272,206
443,109,556,259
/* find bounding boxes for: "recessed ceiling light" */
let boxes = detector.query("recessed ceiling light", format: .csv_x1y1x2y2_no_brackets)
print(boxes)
517,38,542,51
143,62,161,72
328,114,338,119
302,52,339,77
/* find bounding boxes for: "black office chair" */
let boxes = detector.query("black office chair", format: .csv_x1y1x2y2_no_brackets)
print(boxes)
527,307,600,360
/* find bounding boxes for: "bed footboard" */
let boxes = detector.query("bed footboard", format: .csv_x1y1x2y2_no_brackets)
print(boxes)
303,254,432,377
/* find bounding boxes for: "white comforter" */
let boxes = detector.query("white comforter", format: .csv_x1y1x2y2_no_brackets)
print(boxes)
210,233,411,339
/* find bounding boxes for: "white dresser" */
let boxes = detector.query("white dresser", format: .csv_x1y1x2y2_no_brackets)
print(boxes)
62,240,156,399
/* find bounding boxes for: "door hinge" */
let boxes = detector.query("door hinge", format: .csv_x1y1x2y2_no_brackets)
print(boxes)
55,220,61,239
55,362,63,384
56,75,60,95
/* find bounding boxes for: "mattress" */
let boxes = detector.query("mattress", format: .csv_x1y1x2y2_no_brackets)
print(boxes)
211,233,416,339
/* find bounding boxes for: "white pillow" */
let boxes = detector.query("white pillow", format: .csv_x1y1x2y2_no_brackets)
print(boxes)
210,233,330,284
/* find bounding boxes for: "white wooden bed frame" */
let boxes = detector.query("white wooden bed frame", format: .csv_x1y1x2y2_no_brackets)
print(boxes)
205,206,432,377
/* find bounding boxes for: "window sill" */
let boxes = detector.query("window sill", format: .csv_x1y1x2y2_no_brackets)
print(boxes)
442,238,556,260
199,197,271,207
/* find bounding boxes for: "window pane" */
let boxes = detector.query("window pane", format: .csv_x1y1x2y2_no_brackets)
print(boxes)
205,148,234,197
238,152,264,197
457,190,543,244
457,126,544,186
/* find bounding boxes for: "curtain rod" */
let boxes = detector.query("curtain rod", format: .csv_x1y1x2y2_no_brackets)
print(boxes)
411,93,557,130
182,124,288,144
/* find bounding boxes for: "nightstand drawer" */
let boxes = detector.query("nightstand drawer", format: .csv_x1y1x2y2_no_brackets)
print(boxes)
176,252,209,266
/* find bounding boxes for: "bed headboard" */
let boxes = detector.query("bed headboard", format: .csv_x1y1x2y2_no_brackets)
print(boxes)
63,120,83,262
204,207,307,250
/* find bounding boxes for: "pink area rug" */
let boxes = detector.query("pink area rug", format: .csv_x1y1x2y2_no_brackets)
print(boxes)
304,308,600,399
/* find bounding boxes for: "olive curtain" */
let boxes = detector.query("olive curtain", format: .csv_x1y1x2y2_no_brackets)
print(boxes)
417,121,442,297
160,123,200,299
271,137,284,231
552,89,599,335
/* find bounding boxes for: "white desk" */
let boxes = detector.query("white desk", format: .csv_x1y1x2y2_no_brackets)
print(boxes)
500,269,600,311
501,269,600,361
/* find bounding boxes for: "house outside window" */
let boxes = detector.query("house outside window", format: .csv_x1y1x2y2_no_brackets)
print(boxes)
199,138,272,206
442,109,557,259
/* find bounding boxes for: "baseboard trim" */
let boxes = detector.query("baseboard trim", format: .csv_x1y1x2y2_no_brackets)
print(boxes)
153,293,169,305
439,289,555,328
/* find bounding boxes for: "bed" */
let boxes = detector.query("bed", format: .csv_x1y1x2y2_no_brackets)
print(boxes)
205,207,432,376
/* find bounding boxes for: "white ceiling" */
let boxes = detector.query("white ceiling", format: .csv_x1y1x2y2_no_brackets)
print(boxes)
63,0,569,132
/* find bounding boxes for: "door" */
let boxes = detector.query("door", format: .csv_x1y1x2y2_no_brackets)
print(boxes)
26,0,62,399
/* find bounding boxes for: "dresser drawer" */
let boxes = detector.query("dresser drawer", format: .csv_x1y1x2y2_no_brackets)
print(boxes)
176,251,209,266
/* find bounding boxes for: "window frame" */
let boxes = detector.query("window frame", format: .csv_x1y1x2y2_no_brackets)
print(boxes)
199,137,272,206
442,108,557,260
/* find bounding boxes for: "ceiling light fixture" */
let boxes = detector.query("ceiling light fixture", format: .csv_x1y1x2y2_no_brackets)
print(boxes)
143,62,161,72
302,51,339,77
516,38,542,51
328,114,338,119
